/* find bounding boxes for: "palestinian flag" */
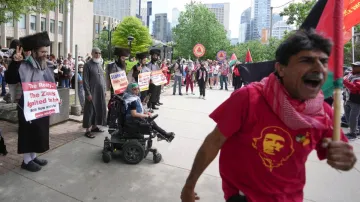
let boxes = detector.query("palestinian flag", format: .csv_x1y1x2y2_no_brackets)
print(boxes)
245,49,253,63
300,0,360,98
229,53,238,67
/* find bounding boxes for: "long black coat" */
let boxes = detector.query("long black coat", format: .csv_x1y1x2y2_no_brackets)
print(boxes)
6,60,55,154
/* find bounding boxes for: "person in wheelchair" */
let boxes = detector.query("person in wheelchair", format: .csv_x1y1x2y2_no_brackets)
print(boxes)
123,83,175,142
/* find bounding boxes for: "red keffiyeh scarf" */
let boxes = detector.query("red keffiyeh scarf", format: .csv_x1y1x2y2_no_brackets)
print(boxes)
252,73,331,130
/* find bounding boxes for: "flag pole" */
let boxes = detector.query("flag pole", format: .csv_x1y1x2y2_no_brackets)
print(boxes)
333,0,344,141
352,26,355,63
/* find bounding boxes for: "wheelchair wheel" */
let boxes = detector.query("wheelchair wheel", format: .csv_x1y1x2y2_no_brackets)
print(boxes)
102,151,112,163
122,140,145,164
153,153,162,164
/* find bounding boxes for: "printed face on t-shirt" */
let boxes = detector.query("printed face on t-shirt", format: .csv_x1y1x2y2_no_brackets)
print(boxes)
252,126,295,172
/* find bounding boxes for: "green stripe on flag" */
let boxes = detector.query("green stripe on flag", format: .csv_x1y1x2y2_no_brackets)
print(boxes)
321,71,343,99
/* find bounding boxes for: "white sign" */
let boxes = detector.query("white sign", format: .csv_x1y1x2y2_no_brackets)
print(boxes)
22,81,60,121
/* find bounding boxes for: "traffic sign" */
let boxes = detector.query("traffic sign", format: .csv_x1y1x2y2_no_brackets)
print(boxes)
193,44,206,58
216,50,227,61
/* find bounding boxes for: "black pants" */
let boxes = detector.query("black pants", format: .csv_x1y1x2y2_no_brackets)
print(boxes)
198,80,206,96
227,194,247,202
126,118,172,139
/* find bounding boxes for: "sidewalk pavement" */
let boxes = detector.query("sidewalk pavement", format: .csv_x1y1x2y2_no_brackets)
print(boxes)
0,85,359,202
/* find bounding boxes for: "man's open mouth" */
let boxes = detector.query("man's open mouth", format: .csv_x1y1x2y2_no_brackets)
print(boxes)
302,73,324,88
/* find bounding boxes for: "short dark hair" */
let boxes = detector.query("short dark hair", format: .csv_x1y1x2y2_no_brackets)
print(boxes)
275,29,333,66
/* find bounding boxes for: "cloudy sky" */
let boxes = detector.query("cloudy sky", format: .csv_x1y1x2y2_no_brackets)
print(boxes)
150,0,302,38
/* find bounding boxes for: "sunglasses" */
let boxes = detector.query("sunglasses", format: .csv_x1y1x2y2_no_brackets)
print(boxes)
94,52,101,54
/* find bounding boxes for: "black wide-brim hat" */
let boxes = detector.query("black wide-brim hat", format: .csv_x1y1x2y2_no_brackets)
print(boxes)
114,47,130,57
20,31,51,51
149,48,161,56
136,52,149,60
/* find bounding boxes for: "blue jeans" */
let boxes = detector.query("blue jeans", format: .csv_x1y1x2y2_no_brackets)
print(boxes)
345,101,360,133
61,79,70,88
220,75,228,90
173,75,182,94
78,85,85,109
1,74,6,96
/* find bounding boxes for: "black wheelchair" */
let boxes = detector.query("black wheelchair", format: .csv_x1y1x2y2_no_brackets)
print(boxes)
103,94,171,164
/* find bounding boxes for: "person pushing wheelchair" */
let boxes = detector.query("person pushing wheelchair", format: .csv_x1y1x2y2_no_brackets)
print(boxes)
123,82,175,142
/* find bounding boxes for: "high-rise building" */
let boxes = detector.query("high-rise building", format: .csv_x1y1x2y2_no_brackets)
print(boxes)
250,0,271,40
153,13,169,42
140,0,148,26
239,7,251,43
93,0,141,21
204,3,230,33
172,8,180,28
272,13,283,26
272,20,294,39
147,1,152,28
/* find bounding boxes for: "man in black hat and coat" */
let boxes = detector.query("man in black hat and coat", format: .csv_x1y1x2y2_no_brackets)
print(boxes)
5,31,55,172
147,48,162,110
106,47,130,96
127,52,150,96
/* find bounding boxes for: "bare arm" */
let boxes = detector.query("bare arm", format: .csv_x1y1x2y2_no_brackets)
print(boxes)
184,126,226,189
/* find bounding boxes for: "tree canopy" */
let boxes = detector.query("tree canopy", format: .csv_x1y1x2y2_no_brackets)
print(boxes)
230,38,282,62
0,0,93,24
172,2,231,59
279,0,316,28
112,16,152,57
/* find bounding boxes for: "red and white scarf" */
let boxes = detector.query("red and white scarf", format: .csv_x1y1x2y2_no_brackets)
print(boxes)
252,73,331,130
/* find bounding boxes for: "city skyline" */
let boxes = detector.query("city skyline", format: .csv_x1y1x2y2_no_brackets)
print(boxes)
151,0,302,38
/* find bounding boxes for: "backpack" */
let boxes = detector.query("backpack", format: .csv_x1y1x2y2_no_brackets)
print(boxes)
71,75,75,89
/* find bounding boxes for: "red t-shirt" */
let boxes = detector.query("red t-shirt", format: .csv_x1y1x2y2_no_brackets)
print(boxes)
209,86,347,202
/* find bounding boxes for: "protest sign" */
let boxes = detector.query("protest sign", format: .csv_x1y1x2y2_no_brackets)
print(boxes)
151,70,167,86
110,71,128,94
138,72,151,91
22,81,60,121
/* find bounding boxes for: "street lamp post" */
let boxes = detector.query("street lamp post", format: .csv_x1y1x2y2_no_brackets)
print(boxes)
102,21,118,60
127,36,134,61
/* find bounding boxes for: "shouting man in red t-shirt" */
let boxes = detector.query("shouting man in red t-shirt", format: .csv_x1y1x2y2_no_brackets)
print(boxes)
181,29,357,202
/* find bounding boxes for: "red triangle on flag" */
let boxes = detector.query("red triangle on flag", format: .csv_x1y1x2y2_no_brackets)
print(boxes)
197,47,202,52
230,53,237,61
219,53,224,58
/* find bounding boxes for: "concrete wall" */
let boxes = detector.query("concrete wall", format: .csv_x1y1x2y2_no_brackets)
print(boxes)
71,0,94,57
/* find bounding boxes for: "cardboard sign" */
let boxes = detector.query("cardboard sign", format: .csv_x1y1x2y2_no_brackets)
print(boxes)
22,81,60,121
151,70,167,86
193,44,206,58
138,72,151,92
110,71,128,94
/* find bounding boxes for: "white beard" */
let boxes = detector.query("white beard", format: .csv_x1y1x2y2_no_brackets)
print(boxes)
92,58,101,64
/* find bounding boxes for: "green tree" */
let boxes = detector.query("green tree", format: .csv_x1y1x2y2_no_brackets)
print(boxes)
172,2,231,59
280,0,316,27
231,38,282,62
93,31,112,60
0,0,56,23
112,16,152,57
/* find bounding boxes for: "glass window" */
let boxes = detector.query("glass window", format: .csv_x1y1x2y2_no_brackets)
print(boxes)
18,14,26,29
53,0,57,11
95,23,99,34
6,13,14,27
50,19,55,33
30,15,36,30
58,21,63,34
59,2,64,13
41,17,46,31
